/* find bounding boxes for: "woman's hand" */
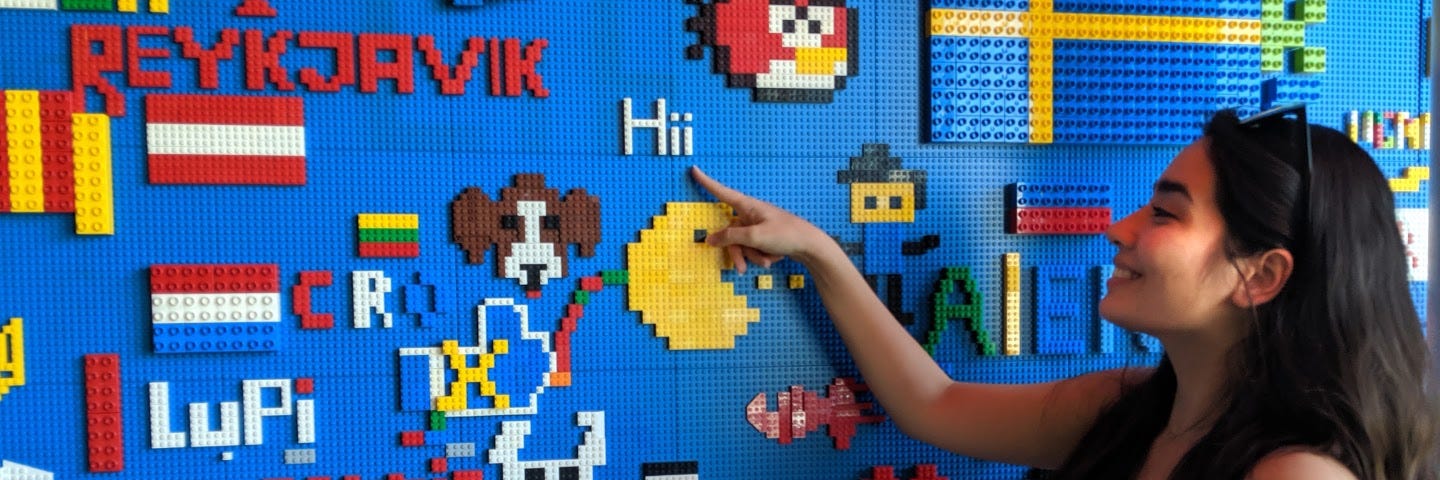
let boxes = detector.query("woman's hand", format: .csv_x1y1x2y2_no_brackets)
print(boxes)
689,166,835,273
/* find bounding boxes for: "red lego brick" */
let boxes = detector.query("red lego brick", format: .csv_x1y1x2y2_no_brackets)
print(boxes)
173,28,240,90
417,35,484,95
298,32,357,92
208,264,279,293
69,25,126,116
500,38,549,98
1007,207,1111,235
911,464,949,480
401,430,425,446
234,0,278,17
579,276,602,292
126,26,173,88
864,466,898,480
359,242,420,258
38,92,75,214
358,34,416,94
244,30,296,91
452,472,483,480
430,458,447,473
294,270,335,330
85,401,124,473
295,377,314,394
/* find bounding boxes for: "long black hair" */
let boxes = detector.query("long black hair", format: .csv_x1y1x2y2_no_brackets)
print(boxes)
1038,110,1439,479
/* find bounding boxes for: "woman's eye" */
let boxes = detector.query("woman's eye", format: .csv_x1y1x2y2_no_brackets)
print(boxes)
1150,205,1174,218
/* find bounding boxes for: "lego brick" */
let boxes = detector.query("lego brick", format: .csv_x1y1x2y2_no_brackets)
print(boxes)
0,0,58,9
452,174,600,297
70,113,114,235
0,318,24,400
5,90,44,213
234,0,275,16
488,411,606,480
745,378,883,450
60,0,111,10
143,94,306,185
1289,46,1326,73
628,202,759,350
0,2,1425,479
149,264,282,353
685,0,858,103
642,461,698,480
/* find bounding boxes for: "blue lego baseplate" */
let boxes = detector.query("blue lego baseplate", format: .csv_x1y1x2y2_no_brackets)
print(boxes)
0,0,1428,479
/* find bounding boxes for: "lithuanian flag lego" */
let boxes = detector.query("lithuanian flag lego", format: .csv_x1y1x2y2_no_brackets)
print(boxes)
358,213,420,258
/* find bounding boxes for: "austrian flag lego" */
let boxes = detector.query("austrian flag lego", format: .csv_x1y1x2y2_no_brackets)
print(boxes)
144,94,306,185
149,264,282,353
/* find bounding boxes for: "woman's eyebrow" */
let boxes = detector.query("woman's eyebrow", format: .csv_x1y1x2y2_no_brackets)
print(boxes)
1153,179,1192,202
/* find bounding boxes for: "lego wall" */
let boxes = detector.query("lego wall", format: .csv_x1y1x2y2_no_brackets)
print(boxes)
0,0,1429,479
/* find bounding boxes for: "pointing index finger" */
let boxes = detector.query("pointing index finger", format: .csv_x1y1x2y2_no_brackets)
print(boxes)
689,166,751,207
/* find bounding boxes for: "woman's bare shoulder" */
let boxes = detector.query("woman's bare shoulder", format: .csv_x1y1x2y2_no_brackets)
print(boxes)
1246,449,1357,480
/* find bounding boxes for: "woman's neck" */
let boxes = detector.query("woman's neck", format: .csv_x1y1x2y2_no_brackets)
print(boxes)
1160,328,1241,437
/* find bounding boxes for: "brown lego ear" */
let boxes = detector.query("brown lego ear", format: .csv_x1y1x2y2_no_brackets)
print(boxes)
559,188,601,258
451,187,501,264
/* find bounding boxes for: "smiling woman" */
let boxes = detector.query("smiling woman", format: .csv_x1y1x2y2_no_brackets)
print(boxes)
688,106,1440,480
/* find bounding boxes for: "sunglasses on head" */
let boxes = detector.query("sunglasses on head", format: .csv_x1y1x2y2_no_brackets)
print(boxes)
1238,103,1313,225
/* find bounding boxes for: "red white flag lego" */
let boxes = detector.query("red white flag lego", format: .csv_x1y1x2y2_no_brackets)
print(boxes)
145,94,306,185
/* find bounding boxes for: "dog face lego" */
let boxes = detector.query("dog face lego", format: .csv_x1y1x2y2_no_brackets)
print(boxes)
451,174,600,297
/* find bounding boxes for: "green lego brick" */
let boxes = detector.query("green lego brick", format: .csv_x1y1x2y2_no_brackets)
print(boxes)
1289,46,1326,73
61,0,114,10
573,290,590,306
601,269,629,285
428,411,447,431
358,228,420,242
1294,0,1327,23
1261,45,1286,72
1260,0,1285,21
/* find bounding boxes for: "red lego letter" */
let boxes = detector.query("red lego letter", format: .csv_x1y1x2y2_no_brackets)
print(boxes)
296,32,356,92
416,35,484,95
244,29,296,91
126,26,173,89
358,33,415,94
70,25,125,116
174,27,239,90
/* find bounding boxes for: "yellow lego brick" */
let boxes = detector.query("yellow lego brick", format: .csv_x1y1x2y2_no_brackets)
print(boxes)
72,113,114,235
849,182,917,223
480,381,496,396
1001,253,1022,356
1004,292,1022,356
756,275,773,290
796,47,847,75
492,394,510,410
435,392,466,412
1026,38,1053,144
788,274,805,289
1390,167,1431,193
0,318,25,397
149,0,168,13
441,339,460,355
117,0,136,11
628,202,760,350
359,213,419,229
491,339,508,355
6,91,44,213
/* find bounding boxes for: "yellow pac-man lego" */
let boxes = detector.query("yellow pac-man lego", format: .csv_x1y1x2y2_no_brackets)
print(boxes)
627,202,760,350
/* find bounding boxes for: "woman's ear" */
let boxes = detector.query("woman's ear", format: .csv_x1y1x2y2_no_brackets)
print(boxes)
1231,248,1294,307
